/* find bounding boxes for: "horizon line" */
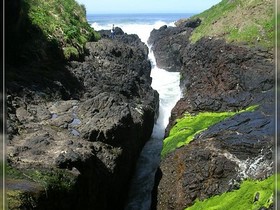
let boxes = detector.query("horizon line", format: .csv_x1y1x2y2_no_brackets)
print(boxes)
86,11,200,15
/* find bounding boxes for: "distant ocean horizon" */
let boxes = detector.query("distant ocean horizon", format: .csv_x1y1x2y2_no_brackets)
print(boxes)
86,13,196,43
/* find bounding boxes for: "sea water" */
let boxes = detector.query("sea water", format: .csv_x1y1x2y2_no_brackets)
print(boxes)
87,13,194,45
87,13,193,209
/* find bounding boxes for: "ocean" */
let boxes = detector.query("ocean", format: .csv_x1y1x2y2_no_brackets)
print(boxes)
87,13,195,44
86,13,194,210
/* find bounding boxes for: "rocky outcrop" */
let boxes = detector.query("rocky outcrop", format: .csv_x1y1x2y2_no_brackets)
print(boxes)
157,95,274,209
5,0,99,63
149,19,274,209
6,31,159,209
98,26,125,38
147,18,201,72
147,25,189,72
167,38,274,133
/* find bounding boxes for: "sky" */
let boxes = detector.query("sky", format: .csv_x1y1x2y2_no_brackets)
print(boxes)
75,0,222,14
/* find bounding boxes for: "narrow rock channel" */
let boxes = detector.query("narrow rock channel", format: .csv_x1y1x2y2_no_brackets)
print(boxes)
125,46,181,210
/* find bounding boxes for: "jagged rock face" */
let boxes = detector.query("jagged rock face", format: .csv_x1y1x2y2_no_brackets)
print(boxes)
7,32,159,209
166,38,274,134
149,20,274,210
147,19,201,72
98,26,125,38
175,18,202,29
148,25,192,72
157,103,274,209
179,38,274,111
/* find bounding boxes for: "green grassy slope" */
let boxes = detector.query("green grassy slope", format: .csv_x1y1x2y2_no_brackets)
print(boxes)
24,0,100,59
6,0,100,62
189,0,274,49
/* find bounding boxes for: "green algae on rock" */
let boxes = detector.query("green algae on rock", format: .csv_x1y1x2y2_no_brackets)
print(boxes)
185,175,274,210
161,105,258,157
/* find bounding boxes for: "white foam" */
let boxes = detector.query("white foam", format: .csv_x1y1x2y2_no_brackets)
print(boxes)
222,149,273,179
91,21,175,44
91,20,181,139
92,16,183,209
147,49,181,139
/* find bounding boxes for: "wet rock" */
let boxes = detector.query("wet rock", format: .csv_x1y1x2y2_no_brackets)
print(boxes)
7,28,159,209
165,38,274,135
150,21,274,210
147,18,202,72
98,27,125,38
148,25,193,72
157,108,274,209
254,192,260,203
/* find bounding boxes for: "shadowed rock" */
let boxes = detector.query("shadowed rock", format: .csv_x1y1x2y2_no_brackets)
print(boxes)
149,18,274,210
7,29,159,210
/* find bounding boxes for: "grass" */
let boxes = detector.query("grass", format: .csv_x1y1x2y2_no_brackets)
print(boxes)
6,165,78,208
189,0,274,49
22,0,100,60
6,165,77,192
161,105,258,157
185,175,275,210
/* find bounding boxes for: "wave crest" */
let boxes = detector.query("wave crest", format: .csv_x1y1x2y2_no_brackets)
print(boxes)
91,20,174,43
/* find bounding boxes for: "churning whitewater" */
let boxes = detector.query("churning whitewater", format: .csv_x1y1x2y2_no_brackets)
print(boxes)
125,46,181,210
122,26,180,210
87,14,188,209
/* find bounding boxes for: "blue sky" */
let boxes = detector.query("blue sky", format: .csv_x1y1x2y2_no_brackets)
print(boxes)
75,0,222,14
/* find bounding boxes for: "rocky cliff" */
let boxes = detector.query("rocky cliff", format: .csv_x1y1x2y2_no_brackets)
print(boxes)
148,0,275,209
6,2,159,210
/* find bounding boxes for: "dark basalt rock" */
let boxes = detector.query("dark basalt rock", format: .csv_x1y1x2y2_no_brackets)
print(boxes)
149,19,274,210
157,103,274,209
175,18,202,29
147,18,201,72
98,26,125,38
166,37,274,134
7,29,159,210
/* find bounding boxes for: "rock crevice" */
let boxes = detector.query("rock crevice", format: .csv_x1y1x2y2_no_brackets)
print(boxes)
7,30,159,209
149,18,274,209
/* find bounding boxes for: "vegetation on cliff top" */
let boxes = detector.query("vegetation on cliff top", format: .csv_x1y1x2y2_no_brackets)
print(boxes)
161,105,258,157
185,175,274,210
6,0,100,62
189,0,274,49
24,0,100,60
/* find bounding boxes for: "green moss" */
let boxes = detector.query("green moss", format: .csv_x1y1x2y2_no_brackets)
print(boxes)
7,190,26,209
244,105,259,112
6,180,44,210
6,165,78,209
185,175,275,210
6,165,26,180
63,46,79,60
161,105,258,157
276,173,280,192
190,0,274,49
6,165,77,192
